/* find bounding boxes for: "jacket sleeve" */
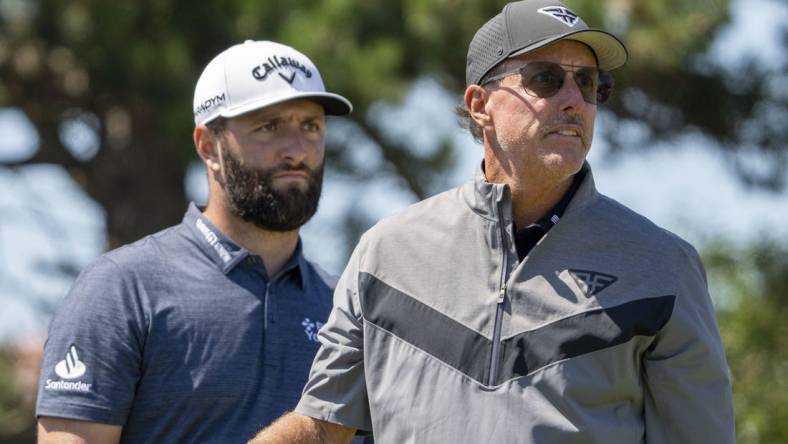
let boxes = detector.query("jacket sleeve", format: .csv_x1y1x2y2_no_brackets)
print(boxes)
295,242,372,432
643,242,734,443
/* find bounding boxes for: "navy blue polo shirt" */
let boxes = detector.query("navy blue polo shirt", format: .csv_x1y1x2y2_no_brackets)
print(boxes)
36,203,335,443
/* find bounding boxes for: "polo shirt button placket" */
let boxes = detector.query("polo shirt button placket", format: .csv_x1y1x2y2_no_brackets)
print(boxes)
267,283,276,325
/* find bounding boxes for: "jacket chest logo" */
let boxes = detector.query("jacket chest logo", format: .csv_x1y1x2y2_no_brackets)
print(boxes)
568,269,618,297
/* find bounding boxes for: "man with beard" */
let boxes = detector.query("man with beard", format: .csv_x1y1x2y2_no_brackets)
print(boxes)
36,40,352,443
250,1,734,443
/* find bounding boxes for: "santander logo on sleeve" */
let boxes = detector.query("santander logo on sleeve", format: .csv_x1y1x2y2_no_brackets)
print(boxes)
55,345,86,379
45,345,92,393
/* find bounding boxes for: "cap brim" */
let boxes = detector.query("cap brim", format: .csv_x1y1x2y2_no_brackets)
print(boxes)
219,91,353,120
510,28,628,71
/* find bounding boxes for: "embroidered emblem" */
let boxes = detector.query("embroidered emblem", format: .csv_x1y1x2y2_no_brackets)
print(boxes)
45,345,92,393
55,345,86,379
568,269,618,297
251,55,313,82
301,318,324,343
538,7,580,27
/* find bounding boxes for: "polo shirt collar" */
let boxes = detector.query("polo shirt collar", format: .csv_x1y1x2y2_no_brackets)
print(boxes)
182,203,306,287
529,163,588,231
294,243,311,289
266,239,306,289
183,203,248,274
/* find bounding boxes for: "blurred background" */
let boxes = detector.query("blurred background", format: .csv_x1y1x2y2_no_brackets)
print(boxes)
0,0,786,442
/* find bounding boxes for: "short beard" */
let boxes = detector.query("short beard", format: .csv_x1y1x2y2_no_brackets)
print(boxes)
220,147,323,232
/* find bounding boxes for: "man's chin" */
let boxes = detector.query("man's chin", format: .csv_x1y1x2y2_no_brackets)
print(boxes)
539,150,587,174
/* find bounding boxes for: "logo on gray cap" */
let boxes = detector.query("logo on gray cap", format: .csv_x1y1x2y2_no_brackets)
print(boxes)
537,6,579,27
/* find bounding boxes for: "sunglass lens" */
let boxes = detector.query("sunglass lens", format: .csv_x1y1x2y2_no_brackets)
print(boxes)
596,70,614,104
522,62,565,98
520,62,613,105
574,68,600,104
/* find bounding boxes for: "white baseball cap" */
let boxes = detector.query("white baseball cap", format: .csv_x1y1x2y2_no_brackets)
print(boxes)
193,40,352,125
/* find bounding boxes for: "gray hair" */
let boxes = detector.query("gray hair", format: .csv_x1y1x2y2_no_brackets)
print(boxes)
455,60,513,144
455,102,484,144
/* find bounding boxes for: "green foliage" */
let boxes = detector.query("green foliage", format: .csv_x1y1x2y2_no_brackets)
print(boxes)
0,348,36,444
626,0,729,68
705,240,788,443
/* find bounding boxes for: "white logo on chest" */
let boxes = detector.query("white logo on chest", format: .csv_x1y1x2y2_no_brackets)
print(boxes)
301,318,324,343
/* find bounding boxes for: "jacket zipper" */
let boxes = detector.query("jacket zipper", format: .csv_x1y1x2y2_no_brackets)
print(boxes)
488,188,509,386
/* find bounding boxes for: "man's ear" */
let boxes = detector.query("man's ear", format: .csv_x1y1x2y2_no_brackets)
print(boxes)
193,125,222,172
464,85,492,128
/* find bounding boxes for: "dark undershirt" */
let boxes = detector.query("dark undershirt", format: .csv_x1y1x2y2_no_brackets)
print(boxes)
514,168,586,261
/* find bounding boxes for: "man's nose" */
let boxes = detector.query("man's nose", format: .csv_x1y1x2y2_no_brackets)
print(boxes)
557,72,588,110
279,127,311,163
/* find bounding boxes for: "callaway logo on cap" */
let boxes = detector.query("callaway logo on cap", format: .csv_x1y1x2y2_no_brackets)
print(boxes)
193,40,352,125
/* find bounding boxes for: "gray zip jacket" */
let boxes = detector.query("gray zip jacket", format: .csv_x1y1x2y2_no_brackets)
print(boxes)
296,164,734,443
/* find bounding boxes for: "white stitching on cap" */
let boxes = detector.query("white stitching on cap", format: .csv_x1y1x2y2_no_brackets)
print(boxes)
537,6,580,27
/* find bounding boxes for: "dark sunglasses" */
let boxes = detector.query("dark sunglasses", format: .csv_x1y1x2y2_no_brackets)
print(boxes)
481,61,614,105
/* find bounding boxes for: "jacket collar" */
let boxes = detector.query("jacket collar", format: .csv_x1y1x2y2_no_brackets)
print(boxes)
461,161,599,223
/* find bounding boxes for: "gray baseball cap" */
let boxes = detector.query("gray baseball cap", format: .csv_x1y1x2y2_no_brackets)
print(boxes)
466,0,628,85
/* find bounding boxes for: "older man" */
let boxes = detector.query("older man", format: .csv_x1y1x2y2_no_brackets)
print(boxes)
36,40,352,443
251,1,735,443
